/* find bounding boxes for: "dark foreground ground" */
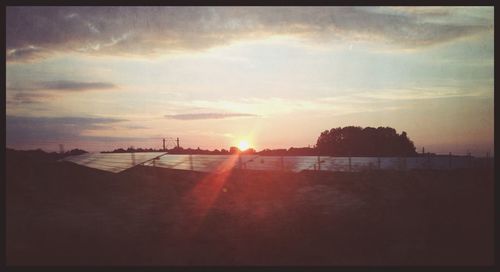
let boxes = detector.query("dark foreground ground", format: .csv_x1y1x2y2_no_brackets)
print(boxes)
6,151,494,266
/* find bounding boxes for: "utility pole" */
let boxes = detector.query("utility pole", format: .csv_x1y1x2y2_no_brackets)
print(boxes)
176,137,180,148
163,138,166,151
422,147,425,155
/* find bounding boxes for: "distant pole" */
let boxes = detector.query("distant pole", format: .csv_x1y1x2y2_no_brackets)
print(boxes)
422,147,425,155
176,138,180,148
317,156,321,171
163,138,166,151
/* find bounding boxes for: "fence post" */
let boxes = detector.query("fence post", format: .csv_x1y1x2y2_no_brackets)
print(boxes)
427,153,431,170
486,152,490,168
448,152,452,169
468,152,472,168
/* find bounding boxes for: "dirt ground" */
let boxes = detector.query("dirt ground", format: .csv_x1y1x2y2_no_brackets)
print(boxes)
6,152,494,266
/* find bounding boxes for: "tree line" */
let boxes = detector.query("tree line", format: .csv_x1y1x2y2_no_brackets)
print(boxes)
102,126,418,156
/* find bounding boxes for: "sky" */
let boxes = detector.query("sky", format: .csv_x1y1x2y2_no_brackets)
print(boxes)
5,6,494,156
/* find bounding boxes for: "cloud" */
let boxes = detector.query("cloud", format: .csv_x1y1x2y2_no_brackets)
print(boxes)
6,7,493,61
353,87,491,101
6,115,127,143
37,80,116,91
165,112,258,120
6,80,117,112
8,80,117,92
124,125,149,129
7,92,53,105
7,45,44,61
180,86,485,119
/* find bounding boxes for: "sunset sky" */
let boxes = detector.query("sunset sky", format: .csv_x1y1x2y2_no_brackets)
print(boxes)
6,6,494,156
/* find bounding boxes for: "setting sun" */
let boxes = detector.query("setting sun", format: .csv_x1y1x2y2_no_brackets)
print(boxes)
238,140,250,151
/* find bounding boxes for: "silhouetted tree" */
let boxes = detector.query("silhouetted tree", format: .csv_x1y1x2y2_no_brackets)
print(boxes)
316,126,417,156
65,149,88,156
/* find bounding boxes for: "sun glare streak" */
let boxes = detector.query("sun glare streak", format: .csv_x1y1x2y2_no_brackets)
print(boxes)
178,155,239,238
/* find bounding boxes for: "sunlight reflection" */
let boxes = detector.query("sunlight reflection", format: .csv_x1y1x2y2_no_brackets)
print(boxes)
180,155,239,237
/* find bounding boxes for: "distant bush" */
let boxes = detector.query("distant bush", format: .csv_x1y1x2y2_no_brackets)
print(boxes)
65,149,88,156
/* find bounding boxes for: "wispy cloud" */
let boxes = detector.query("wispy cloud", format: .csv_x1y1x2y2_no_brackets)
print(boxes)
37,80,116,91
7,92,53,105
353,87,491,101
6,115,127,143
8,80,117,92
6,7,493,61
7,45,44,61
165,112,258,120
179,86,487,119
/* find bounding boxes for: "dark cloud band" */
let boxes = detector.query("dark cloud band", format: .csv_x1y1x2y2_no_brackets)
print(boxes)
6,115,127,142
6,7,493,62
38,81,116,91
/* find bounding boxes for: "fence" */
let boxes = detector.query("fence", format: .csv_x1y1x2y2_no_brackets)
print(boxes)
144,154,491,173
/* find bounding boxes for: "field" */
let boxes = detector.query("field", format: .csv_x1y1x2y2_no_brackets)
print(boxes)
6,151,494,266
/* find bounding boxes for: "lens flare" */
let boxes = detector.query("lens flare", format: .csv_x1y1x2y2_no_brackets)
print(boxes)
238,140,250,151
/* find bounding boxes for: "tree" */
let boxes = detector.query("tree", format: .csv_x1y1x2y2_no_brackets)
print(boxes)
316,126,417,156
